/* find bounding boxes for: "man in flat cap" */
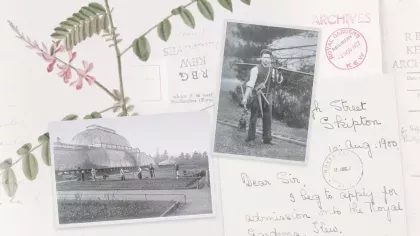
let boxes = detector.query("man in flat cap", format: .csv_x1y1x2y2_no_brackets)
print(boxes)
242,49,283,144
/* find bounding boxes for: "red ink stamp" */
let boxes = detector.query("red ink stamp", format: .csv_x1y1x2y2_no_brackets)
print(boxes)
325,28,368,70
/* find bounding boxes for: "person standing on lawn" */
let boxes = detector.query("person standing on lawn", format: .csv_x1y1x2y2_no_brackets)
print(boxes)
120,168,125,180
149,163,155,178
241,49,283,144
175,163,179,179
137,166,143,179
91,168,96,181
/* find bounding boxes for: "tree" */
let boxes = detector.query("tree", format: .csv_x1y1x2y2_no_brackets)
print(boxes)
185,153,191,160
154,149,160,160
162,150,169,160
202,151,208,160
179,152,185,160
222,21,318,80
192,151,201,160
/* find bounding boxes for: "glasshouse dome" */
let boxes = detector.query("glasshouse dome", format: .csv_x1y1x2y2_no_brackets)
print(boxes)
53,125,155,170
71,125,131,147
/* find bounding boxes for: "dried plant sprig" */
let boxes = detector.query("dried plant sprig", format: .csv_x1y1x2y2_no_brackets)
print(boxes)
8,20,117,99
3,0,251,200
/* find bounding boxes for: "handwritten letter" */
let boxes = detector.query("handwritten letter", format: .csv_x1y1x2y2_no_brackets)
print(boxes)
218,76,407,236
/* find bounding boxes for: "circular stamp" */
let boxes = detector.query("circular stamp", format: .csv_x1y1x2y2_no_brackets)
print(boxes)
325,28,368,70
322,149,363,190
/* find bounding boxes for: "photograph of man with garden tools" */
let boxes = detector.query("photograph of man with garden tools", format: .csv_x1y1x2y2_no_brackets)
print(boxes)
214,21,319,162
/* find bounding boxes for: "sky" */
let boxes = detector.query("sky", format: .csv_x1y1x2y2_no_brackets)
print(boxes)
48,112,211,157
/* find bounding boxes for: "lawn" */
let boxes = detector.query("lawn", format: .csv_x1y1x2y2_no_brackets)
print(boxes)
216,89,309,140
214,89,307,161
214,123,306,161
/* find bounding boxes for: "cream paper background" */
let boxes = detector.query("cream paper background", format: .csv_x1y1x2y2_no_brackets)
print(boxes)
0,0,387,235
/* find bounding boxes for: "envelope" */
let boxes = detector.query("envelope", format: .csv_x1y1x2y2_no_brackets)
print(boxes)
381,1,420,236
218,75,408,236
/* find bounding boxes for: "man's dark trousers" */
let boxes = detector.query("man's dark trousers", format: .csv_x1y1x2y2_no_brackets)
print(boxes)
247,93,272,143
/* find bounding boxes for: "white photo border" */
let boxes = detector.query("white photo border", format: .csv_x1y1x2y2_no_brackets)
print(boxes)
48,111,218,229
210,18,324,166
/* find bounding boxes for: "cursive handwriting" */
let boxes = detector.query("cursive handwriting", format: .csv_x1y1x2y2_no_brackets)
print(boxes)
0,120,23,128
329,139,372,158
248,228,302,236
349,202,364,214
365,200,403,223
312,221,340,234
162,41,217,57
401,126,420,144
241,173,271,187
320,115,382,132
329,99,367,112
300,189,323,210
311,100,323,120
277,172,301,184
318,206,342,216
236,169,405,233
340,188,375,203
328,138,399,158
382,186,398,204
246,211,311,223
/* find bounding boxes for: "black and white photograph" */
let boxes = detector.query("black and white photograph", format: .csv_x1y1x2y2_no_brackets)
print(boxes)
214,20,320,162
49,112,214,227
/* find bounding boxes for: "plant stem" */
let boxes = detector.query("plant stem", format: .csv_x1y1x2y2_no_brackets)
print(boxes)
8,143,43,170
120,0,197,57
99,105,120,114
93,80,118,101
9,20,118,102
104,0,127,114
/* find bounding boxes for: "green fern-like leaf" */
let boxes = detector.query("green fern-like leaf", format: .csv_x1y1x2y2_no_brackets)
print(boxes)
50,2,110,51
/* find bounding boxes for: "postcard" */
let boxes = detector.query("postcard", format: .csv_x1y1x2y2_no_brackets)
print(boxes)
47,112,217,228
218,75,408,236
212,20,320,163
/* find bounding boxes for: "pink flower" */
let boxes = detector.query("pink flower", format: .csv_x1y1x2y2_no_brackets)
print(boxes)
57,51,76,83
36,42,64,72
70,60,96,90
